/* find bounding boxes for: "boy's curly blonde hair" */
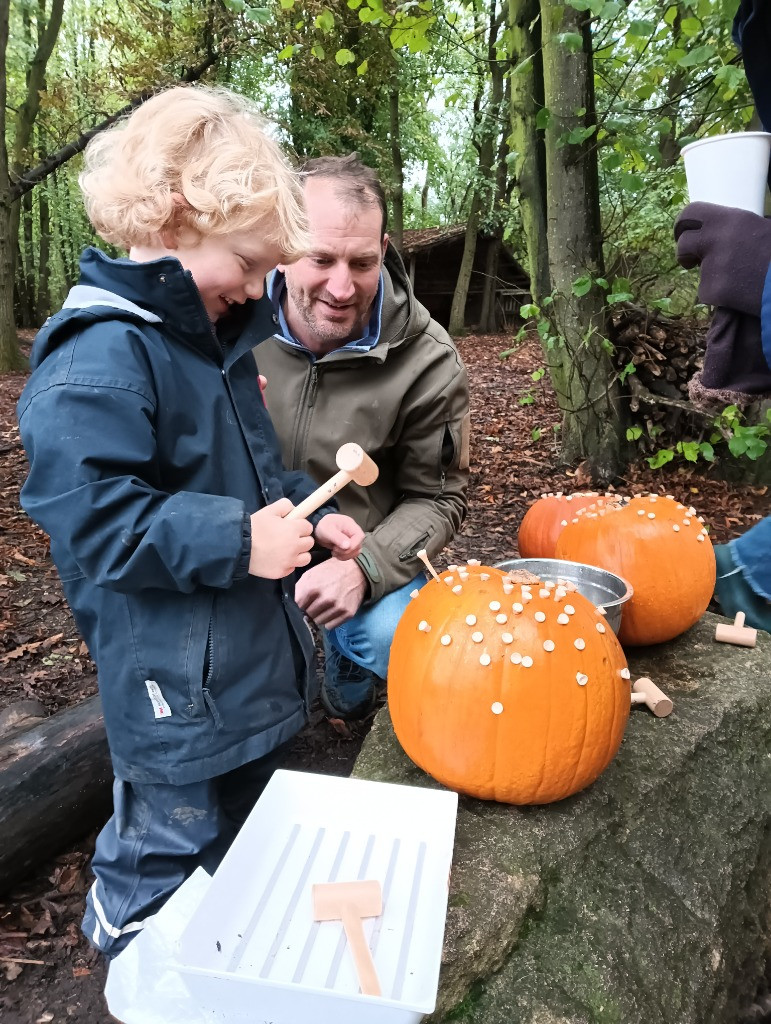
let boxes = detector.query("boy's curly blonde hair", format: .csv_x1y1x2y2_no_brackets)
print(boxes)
80,85,309,259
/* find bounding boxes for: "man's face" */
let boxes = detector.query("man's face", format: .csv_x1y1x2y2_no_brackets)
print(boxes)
280,177,387,355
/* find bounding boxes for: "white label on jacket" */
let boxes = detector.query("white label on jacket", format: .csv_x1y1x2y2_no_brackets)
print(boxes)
145,680,172,719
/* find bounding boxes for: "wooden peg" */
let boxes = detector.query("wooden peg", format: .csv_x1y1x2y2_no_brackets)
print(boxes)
715,612,757,648
631,677,673,718
416,548,441,582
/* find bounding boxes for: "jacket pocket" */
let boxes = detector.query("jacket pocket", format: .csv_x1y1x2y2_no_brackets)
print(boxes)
184,590,216,717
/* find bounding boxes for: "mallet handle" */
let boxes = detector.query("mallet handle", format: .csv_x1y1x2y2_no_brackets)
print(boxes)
286,470,352,521
341,903,381,997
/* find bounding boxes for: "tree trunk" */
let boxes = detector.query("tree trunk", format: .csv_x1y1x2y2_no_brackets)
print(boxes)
449,0,505,336
541,0,623,482
0,695,112,893
17,191,35,326
0,0,23,370
479,236,501,332
508,0,550,303
389,85,404,253
36,182,51,323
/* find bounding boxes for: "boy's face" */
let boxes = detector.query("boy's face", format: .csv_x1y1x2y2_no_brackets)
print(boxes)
278,177,387,355
153,229,283,323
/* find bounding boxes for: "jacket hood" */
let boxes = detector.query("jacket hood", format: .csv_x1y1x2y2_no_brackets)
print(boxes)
31,247,275,370
380,241,432,351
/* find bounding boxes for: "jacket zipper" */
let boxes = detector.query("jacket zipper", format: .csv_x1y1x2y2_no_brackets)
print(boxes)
292,362,318,468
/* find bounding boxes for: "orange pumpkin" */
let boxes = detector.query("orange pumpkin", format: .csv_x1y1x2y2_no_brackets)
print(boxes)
555,493,715,646
388,563,630,805
517,491,601,558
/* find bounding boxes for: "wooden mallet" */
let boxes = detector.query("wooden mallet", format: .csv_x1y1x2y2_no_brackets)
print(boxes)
631,677,673,718
312,879,383,996
286,443,379,521
715,611,757,648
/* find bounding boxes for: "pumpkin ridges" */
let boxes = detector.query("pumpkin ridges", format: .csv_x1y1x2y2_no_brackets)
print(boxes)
388,565,629,804
555,494,715,646
517,491,601,559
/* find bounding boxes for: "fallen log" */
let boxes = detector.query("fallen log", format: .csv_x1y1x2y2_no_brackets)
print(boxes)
0,694,112,893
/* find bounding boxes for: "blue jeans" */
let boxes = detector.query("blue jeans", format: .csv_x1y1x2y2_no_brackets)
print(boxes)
82,742,291,957
325,573,428,679
732,517,771,600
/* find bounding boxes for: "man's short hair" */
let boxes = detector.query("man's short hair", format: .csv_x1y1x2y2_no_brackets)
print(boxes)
300,154,388,239
79,85,309,259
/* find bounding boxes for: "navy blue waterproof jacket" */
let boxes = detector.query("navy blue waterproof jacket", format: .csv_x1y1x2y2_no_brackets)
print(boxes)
17,248,330,785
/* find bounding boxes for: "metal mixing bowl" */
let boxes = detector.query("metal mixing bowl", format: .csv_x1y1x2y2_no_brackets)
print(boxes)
493,557,633,635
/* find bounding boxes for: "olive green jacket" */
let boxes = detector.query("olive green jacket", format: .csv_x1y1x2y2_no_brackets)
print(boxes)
256,245,470,603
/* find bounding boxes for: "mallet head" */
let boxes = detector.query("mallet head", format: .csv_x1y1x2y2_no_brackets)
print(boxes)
335,443,379,486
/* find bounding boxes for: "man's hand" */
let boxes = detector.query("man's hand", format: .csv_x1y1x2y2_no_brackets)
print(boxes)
294,557,368,628
248,499,314,579
674,201,771,317
314,513,365,560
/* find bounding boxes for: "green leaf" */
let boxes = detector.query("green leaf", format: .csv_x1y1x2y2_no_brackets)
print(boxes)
348,0,363,6
663,5,678,25
678,44,716,67
557,32,583,53
531,426,542,441
699,442,715,461
335,48,356,65
244,6,272,23
619,361,637,382
618,172,644,192
531,367,546,382
572,274,592,297
519,392,535,406
357,59,368,75
627,19,655,36
626,425,643,441
677,441,700,463
594,277,609,289
279,0,295,8
311,43,325,59
277,44,295,59
314,9,335,32
520,303,540,318
650,297,672,312
600,0,621,16
535,107,551,130
222,0,246,12
647,449,675,469
680,16,702,36
715,64,746,100
607,291,634,304
565,124,597,145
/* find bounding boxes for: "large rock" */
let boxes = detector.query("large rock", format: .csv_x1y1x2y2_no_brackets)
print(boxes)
352,612,771,1023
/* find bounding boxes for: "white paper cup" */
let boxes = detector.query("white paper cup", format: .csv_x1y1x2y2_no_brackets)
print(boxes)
681,132,771,214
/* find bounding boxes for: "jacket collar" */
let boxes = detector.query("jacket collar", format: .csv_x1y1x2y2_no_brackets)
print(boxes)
75,247,276,365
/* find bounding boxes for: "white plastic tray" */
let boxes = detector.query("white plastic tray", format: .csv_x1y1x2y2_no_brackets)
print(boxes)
176,770,458,1024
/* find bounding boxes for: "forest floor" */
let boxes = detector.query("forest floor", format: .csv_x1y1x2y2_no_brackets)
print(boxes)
0,328,768,1023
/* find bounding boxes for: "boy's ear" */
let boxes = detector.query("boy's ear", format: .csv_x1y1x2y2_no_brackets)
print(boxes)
161,193,193,248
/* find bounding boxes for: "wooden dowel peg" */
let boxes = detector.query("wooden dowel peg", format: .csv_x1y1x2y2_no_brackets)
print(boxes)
416,548,441,582
715,612,757,648
631,677,673,718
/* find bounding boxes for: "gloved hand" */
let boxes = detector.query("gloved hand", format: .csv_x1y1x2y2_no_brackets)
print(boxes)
674,201,771,317
687,306,771,412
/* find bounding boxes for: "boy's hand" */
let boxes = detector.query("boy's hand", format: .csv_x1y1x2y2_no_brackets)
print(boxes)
314,513,365,560
249,499,314,578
